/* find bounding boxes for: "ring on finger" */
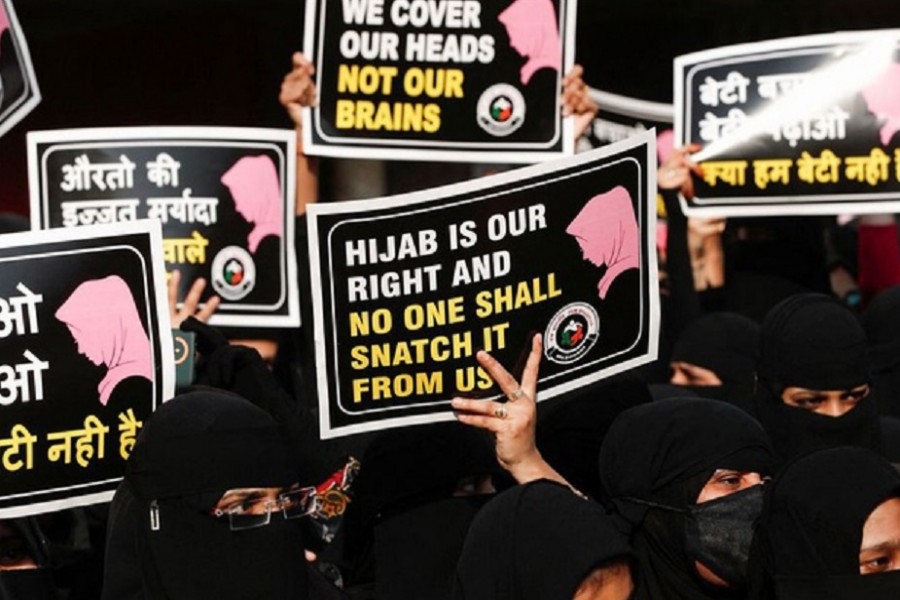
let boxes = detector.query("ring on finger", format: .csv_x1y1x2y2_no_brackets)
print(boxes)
507,387,526,402
494,405,509,419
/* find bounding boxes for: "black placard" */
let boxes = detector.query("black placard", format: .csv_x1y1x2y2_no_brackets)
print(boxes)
28,127,300,328
0,221,173,517
0,0,40,138
303,0,576,163
308,131,658,438
676,30,900,216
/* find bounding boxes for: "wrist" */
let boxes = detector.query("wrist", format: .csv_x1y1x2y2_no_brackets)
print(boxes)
504,448,547,482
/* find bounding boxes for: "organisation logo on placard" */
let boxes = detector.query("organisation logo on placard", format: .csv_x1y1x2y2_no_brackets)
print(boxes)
211,246,256,301
544,302,600,364
477,83,526,137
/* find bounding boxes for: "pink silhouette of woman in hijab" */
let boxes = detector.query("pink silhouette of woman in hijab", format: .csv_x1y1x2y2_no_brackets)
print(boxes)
497,0,562,86
55,275,152,406
861,62,900,146
0,4,9,66
0,4,10,40
566,186,640,300
221,155,283,254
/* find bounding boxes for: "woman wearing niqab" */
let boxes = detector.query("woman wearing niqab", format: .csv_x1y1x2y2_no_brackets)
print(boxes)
754,293,880,464
336,422,501,600
101,391,311,599
599,398,774,599
668,312,760,411
750,446,900,599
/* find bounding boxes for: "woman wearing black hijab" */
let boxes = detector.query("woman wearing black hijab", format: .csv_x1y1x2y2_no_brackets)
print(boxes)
863,285,900,419
454,480,633,600
102,391,313,600
750,446,900,599
668,312,760,411
599,397,775,599
536,376,652,504
334,422,501,600
754,293,880,464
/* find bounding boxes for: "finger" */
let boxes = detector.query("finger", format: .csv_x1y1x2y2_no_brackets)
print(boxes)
451,397,502,416
167,270,181,317
292,51,310,69
563,64,583,84
280,77,311,101
475,350,519,394
195,295,221,323
454,411,503,432
683,176,696,200
520,333,543,394
182,277,207,313
304,83,319,107
576,99,594,116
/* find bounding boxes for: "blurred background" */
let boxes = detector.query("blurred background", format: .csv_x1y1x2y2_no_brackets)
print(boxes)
1,0,899,214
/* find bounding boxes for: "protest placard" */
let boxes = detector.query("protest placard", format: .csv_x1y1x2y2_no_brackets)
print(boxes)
587,89,673,149
0,0,41,138
308,131,658,438
0,221,173,517
302,0,576,163
28,127,300,328
676,30,900,217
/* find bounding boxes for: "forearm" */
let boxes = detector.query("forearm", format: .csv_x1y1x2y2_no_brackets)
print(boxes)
295,128,319,216
505,449,585,498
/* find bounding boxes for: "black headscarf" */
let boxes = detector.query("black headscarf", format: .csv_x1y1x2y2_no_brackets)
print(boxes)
863,285,900,419
337,422,502,600
102,391,310,600
454,480,632,600
536,376,652,503
750,446,900,599
755,293,879,463
599,397,774,600
670,312,760,411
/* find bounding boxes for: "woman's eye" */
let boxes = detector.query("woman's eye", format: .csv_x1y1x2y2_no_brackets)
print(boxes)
219,499,252,514
0,547,27,566
860,555,891,574
793,397,821,408
715,474,742,487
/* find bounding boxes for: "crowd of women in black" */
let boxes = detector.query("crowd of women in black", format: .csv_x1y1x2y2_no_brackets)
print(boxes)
2,48,900,600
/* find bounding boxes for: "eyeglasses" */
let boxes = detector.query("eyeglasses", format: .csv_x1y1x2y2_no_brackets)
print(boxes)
213,487,319,531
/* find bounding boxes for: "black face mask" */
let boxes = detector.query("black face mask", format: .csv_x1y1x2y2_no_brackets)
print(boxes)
139,500,309,599
685,485,765,590
773,569,900,599
0,568,60,600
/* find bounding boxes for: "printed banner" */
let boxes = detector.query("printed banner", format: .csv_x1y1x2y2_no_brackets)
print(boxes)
0,0,41,138
587,88,673,149
302,0,576,163
28,127,300,328
0,221,173,518
309,131,658,438
675,30,900,217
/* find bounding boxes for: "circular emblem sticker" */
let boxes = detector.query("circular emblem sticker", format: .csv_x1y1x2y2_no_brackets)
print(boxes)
211,246,256,301
544,302,601,365
477,83,526,137
173,335,191,366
